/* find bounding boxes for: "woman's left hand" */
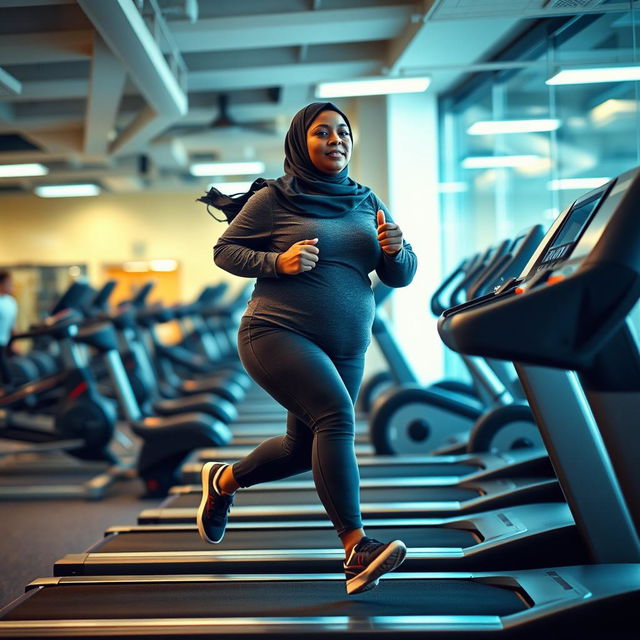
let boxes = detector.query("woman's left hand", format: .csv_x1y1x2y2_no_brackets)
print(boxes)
376,210,403,256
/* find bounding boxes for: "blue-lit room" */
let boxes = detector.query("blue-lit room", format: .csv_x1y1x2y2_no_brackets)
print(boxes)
0,0,639,636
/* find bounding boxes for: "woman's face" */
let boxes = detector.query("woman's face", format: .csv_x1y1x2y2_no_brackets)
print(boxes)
306,110,352,174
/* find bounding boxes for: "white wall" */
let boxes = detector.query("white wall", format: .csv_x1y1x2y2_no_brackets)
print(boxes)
386,91,443,384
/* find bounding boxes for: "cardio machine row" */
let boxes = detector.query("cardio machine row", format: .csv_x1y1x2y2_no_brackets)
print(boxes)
2,168,640,636
0,234,542,500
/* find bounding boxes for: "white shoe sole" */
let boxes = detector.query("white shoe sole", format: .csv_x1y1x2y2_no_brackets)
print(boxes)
346,540,407,595
196,462,227,544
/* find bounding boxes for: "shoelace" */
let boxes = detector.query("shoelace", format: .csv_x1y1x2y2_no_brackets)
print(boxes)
346,537,383,567
354,537,382,555
205,493,233,519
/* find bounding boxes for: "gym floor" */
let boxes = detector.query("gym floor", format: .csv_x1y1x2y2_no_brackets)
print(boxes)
0,473,158,608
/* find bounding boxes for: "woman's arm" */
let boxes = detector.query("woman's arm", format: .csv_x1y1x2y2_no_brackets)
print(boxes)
213,188,280,278
374,197,417,288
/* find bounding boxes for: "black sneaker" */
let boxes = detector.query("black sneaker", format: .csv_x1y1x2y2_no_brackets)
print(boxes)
196,462,234,544
343,537,407,595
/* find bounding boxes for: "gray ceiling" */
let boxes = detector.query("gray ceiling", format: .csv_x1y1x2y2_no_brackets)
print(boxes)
0,0,618,195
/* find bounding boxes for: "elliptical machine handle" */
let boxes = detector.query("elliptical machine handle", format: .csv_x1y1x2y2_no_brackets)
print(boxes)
430,258,468,316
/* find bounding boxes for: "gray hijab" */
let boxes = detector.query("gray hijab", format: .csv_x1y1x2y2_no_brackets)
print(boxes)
269,101,371,218
198,101,371,221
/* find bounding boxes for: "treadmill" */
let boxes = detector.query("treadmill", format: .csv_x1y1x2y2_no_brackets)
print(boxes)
193,227,549,462
47,224,592,576
54,501,583,577
139,473,560,524
140,231,564,525
183,232,555,492
3,167,640,637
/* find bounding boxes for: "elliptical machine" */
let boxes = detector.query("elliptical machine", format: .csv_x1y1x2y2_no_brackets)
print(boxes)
73,310,233,497
0,309,125,499
368,225,546,455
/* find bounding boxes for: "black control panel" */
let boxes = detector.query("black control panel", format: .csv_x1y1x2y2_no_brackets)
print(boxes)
535,181,613,272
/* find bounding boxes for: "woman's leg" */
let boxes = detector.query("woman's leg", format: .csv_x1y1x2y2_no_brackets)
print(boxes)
230,323,364,536
198,321,407,593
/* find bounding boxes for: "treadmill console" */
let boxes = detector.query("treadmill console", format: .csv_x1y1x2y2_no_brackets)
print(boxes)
515,167,640,290
438,165,640,367
537,183,611,270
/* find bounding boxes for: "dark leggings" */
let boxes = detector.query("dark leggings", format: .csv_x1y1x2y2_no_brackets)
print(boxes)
232,318,365,536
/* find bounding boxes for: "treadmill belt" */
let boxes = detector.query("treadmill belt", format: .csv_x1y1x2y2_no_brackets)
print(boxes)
170,485,479,509
237,463,478,480
0,471,107,486
99,526,477,553
8,580,526,619
357,463,479,477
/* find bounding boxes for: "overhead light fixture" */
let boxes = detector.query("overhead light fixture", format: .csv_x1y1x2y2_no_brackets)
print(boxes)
150,259,178,272
546,66,640,85
438,181,468,193
316,76,430,98
462,155,541,169
0,163,48,178
190,161,265,177
35,184,101,198
590,98,637,126
467,119,561,135
548,177,610,190
516,156,553,177
121,260,179,273
208,181,254,194
122,261,149,273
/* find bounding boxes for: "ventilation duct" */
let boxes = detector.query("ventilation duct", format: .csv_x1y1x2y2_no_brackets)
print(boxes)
543,0,605,7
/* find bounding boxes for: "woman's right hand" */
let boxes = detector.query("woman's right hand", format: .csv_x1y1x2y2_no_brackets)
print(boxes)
276,238,319,275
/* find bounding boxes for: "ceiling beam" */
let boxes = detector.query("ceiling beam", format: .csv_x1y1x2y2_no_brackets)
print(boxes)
188,60,380,92
84,34,127,156
0,150,70,163
0,115,82,133
20,127,83,154
386,0,439,73
109,105,178,157
0,31,92,65
77,0,188,157
8,79,88,102
0,102,14,123
147,137,189,171
171,5,413,53
0,65,22,95
0,0,74,7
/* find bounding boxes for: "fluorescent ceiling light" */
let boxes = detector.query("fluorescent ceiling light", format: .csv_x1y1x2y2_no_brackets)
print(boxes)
590,98,637,126
122,259,178,273
467,119,560,135
35,184,101,198
0,163,48,178
548,177,610,191
122,261,149,273
462,155,541,169
438,181,468,193
190,161,265,177
547,66,640,85
316,76,430,98
208,181,253,194
150,259,178,272
516,156,553,177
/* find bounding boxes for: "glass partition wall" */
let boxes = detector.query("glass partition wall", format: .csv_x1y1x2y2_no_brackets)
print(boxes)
439,4,640,379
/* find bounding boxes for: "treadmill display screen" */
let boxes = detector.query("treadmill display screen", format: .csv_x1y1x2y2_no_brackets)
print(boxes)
540,192,604,265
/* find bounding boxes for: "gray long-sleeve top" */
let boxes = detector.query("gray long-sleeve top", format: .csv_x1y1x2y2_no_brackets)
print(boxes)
213,186,417,357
